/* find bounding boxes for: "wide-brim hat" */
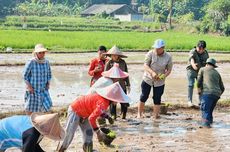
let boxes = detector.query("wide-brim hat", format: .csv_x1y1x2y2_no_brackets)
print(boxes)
102,63,129,78
34,44,48,53
206,58,217,68
96,82,131,103
104,45,127,58
31,113,65,141
152,39,165,49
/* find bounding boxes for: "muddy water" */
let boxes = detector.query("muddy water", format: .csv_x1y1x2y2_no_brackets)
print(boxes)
0,63,230,113
39,109,230,152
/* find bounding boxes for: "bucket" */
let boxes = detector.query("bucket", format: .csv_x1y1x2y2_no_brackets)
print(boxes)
160,103,169,114
100,127,116,145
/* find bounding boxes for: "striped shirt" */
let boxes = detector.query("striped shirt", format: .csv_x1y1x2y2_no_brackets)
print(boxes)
23,59,52,112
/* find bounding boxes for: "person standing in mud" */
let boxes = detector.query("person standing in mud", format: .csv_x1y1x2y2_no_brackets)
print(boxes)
105,45,130,120
197,58,225,128
137,39,173,119
186,40,209,107
23,44,52,115
57,82,131,152
88,46,107,87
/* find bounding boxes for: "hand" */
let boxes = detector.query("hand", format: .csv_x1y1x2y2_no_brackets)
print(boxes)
46,82,50,90
94,66,102,73
107,116,114,125
27,84,34,94
151,72,157,79
192,63,198,71
126,86,131,94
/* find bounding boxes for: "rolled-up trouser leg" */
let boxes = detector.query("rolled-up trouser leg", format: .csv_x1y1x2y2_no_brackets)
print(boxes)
110,104,117,119
58,106,80,151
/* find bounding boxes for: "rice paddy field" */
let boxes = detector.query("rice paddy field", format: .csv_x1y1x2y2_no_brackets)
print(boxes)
0,30,230,52
0,16,229,52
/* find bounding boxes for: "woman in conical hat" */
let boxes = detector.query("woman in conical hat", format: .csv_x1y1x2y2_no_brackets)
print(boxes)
104,45,130,119
87,63,129,94
57,82,131,152
0,113,65,152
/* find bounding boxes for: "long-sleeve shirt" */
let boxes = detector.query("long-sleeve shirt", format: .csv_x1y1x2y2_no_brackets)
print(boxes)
88,58,106,86
197,66,225,97
105,59,130,91
71,94,110,129
23,59,52,112
0,116,33,150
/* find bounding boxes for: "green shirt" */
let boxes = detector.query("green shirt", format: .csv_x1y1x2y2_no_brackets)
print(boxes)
186,48,209,77
197,66,225,97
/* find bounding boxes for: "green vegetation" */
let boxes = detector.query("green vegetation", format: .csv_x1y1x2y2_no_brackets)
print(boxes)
1,30,229,52
0,16,161,32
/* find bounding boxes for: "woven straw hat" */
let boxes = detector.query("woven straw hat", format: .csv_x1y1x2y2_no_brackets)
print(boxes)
105,45,127,58
34,44,48,53
31,113,65,141
102,63,129,78
96,82,131,103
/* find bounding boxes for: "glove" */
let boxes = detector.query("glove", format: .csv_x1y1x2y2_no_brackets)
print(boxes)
107,116,114,125
126,86,131,94
95,129,106,142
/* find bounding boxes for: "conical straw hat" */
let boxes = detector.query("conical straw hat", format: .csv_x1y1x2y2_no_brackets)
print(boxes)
31,113,65,141
96,82,131,103
102,63,129,78
105,45,127,58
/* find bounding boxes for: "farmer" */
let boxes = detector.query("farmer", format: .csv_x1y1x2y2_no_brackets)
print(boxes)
23,44,52,115
105,45,130,119
88,45,107,86
186,40,209,106
137,39,173,119
57,82,131,152
88,63,129,94
0,113,65,152
88,63,129,125
197,58,225,128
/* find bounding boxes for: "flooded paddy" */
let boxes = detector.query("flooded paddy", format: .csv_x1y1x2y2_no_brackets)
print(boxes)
1,53,230,151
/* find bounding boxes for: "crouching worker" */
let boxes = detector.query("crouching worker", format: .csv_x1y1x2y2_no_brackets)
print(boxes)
57,82,131,152
0,113,65,152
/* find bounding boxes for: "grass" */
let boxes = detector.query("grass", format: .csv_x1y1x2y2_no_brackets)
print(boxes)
0,30,230,52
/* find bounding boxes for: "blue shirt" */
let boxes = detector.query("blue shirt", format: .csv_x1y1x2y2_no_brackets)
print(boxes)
0,115,33,150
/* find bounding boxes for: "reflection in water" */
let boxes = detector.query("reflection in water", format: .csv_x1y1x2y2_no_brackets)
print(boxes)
0,64,230,112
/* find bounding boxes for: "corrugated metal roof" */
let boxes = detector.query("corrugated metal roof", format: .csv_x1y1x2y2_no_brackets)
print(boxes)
81,4,127,15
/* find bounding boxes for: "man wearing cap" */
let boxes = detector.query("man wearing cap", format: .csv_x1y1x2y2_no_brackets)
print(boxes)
186,40,209,107
137,39,173,119
0,113,65,152
105,45,130,119
23,44,52,115
197,58,225,128
57,82,131,152
88,46,107,86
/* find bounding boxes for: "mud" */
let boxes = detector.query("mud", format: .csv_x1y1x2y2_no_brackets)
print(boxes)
39,108,230,152
1,53,230,152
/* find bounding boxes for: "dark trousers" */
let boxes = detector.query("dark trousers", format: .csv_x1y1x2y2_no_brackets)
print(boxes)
201,94,219,125
22,127,44,152
110,90,129,118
